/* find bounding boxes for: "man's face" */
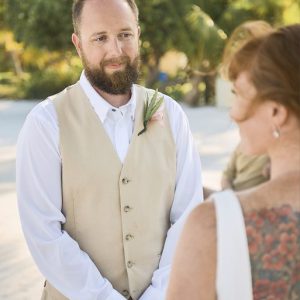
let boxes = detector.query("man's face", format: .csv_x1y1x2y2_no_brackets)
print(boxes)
72,0,140,94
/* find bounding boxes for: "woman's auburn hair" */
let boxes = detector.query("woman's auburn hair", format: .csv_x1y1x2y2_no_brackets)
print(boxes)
228,24,300,119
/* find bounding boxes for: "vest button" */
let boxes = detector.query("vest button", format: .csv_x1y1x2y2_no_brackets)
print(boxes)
122,177,130,184
127,261,134,268
125,234,134,241
122,290,130,297
124,205,131,212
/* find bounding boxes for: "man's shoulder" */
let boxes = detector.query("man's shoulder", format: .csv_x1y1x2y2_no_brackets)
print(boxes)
48,82,80,102
27,82,78,119
17,97,58,141
24,81,77,128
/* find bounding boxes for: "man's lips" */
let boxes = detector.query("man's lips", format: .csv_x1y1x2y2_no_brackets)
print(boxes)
105,63,124,69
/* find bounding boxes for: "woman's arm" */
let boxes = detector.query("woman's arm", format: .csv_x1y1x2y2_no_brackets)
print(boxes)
166,201,217,300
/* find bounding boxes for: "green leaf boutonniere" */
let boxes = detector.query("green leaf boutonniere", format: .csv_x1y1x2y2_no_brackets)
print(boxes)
138,89,164,136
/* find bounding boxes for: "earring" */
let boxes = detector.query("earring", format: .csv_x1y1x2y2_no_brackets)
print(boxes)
272,128,280,139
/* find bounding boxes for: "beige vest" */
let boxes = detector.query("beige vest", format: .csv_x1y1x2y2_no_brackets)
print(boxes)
41,83,176,300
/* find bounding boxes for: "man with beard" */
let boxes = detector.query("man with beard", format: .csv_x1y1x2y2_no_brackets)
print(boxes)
16,0,203,299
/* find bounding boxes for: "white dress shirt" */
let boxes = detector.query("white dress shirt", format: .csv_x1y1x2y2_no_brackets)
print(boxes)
16,72,203,300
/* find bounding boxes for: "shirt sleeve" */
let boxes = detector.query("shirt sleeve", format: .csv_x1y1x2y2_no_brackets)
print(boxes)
16,101,126,300
139,97,203,300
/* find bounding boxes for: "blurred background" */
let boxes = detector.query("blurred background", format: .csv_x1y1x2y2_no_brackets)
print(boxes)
0,0,299,103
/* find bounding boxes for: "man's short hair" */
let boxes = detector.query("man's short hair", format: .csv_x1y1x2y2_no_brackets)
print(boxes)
72,0,139,34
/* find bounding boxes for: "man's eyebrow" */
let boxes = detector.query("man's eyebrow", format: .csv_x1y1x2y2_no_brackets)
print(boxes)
91,28,133,37
91,31,106,37
120,27,133,31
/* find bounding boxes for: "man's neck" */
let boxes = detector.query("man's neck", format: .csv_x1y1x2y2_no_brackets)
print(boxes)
94,86,132,108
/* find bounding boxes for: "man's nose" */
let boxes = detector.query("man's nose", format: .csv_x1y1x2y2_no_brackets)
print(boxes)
108,38,122,56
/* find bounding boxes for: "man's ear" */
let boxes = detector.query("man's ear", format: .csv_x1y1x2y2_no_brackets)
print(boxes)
72,33,82,59
137,26,142,48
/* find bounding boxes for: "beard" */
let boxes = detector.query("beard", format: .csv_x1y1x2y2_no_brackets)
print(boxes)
82,54,140,95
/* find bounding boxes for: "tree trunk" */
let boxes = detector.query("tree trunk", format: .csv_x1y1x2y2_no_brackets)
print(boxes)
184,74,202,106
10,51,23,77
203,74,216,105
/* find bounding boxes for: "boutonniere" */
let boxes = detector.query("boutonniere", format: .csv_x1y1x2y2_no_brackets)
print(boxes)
138,89,164,136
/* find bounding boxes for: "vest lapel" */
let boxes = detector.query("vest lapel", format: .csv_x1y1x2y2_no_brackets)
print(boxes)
71,83,123,165
122,85,147,166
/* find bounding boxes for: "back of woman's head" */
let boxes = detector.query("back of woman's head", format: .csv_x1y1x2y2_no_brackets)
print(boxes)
228,24,300,119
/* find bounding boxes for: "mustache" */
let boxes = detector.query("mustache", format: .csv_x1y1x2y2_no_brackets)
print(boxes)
101,56,130,67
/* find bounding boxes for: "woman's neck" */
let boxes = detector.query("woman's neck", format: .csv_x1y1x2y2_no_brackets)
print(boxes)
270,133,300,179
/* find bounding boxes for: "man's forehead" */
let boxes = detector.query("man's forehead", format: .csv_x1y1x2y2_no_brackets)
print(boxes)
80,0,136,27
81,0,133,16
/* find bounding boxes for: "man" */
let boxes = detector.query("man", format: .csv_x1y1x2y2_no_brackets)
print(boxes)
16,0,203,299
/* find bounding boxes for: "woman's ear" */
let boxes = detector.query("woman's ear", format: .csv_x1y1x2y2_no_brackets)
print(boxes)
271,102,288,127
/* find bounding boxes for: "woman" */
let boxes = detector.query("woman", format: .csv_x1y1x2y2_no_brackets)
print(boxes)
203,21,273,199
167,24,300,300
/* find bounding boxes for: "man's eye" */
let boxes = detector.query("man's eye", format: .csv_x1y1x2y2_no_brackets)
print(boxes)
95,36,107,42
120,32,132,39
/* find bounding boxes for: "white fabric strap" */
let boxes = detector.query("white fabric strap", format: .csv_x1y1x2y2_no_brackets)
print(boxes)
213,190,253,300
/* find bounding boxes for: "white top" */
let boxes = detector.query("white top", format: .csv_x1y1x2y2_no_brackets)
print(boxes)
16,72,203,300
213,190,253,300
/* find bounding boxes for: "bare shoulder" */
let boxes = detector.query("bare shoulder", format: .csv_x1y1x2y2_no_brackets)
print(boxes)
185,200,216,237
177,200,217,259
167,201,216,300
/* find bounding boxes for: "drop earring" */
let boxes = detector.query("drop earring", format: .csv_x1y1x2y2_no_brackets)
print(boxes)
272,128,280,139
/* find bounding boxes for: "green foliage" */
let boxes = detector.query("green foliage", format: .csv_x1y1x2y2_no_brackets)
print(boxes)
0,67,80,99
138,89,164,135
4,0,73,50
1,0,298,101
194,0,230,23
0,44,14,71
181,5,227,71
144,90,164,121
0,0,5,28
218,0,296,34
136,0,177,64
0,71,23,98
20,68,80,99
283,1,300,24
164,84,185,102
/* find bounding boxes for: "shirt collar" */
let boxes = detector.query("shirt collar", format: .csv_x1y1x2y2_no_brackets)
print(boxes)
79,71,137,122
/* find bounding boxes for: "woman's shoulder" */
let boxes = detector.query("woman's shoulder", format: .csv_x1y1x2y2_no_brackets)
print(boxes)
167,200,217,299
188,200,216,231
191,190,241,230
180,200,217,257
